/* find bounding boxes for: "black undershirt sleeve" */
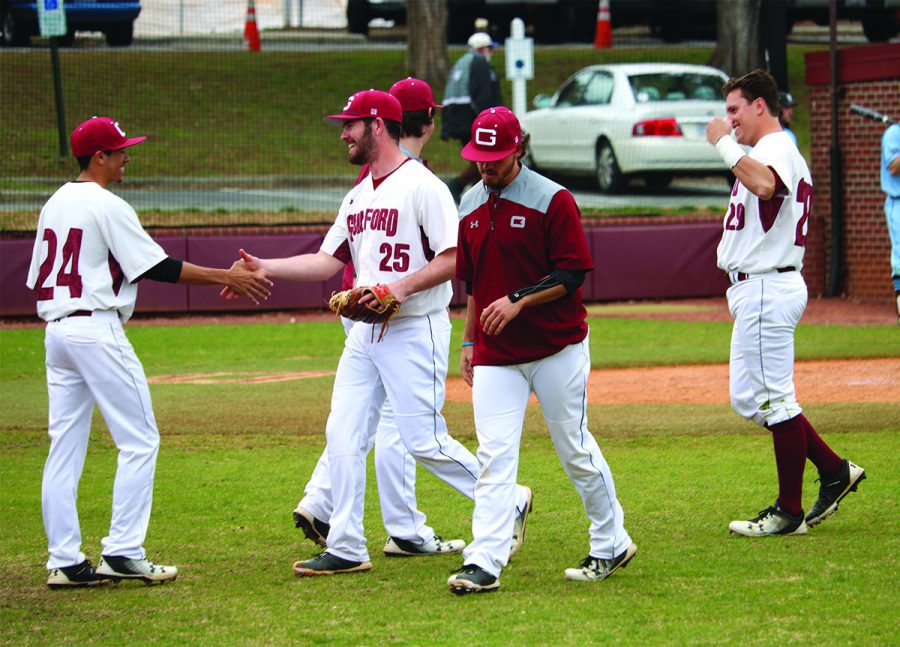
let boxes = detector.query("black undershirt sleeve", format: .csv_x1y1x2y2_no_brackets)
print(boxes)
551,268,587,294
138,257,183,283
508,269,587,303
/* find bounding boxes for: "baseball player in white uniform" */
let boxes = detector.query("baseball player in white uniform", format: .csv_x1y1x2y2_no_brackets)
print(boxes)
28,116,271,588
226,90,531,576
293,79,466,558
707,70,865,538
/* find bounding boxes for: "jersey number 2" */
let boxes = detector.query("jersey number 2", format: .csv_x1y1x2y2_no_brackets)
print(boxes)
36,228,84,300
794,178,812,247
725,203,745,231
378,243,410,272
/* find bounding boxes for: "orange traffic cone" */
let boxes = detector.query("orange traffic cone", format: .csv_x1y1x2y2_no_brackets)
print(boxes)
593,0,612,49
244,0,261,52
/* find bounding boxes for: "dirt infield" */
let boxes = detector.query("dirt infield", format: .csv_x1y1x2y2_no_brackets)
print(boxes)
9,297,897,405
445,358,900,405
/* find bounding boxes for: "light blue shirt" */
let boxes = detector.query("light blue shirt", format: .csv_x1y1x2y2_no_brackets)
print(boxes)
784,127,797,147
882,123,900,198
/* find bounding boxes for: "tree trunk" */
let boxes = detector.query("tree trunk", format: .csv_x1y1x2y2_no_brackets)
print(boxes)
710,0,763,77
406,0,449,92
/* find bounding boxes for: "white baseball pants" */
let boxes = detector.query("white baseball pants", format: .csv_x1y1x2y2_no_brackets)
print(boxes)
727,271,807,427
299,402,435,543
323,312,481,562
42,310,159,569
463,335,632,578
297,320,435,544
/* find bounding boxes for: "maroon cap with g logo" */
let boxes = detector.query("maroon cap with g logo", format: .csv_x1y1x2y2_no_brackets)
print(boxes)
71,117,147,157
461,107,522,162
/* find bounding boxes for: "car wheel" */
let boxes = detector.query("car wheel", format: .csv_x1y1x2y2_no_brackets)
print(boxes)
596,141,624,193
644,173,673,191
346,0,369,36
105,22,133,46
2,9,30,46
861,12,897,43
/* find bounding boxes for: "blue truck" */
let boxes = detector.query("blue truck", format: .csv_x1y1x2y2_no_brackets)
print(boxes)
1,0,142,47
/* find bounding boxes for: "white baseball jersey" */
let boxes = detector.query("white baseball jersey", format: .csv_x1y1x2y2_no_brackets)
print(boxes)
321,159,458,317
716,131,813,275
26,182,167,323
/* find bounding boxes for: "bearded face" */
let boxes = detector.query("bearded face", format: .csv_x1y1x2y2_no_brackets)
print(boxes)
343,119,376,166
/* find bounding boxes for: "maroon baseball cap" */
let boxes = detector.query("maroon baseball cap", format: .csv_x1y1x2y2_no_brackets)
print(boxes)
325,90,403,124
389,77,442,112
71,117,146,158
461,107,522,162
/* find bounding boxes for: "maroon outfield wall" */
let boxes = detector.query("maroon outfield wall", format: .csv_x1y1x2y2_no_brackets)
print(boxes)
0,218,729,318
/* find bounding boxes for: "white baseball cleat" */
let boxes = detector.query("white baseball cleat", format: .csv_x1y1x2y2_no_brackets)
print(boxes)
565,543,638,582
384,535,466,557
96,556,178,584
46,559,111,589
729,501,807,537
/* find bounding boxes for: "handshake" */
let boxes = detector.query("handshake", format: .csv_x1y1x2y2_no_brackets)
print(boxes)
220,249,271,304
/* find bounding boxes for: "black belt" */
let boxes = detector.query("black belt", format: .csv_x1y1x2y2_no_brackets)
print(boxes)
733,266,796,283
53,310,92,322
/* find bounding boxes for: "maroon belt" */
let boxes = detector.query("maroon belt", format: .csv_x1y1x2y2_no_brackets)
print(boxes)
53,310,92,322
734,266,796,282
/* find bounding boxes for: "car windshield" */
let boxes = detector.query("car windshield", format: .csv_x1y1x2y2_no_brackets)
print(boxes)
628,73,723,103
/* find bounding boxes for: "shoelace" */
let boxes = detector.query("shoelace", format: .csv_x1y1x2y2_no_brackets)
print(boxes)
751,506,778,522
449,564,480,575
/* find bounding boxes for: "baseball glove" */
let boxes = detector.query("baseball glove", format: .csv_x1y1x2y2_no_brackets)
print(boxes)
328,283,400,341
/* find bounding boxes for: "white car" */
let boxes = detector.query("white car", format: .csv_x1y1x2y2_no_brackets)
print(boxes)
519,63,732,193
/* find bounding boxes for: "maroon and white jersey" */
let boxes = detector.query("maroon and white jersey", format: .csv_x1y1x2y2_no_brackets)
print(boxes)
717,131,813,274
26,182,167,323
321,158,458,317
456,164,592,366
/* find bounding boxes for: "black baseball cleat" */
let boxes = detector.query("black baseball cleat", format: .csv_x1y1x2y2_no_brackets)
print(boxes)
805,459,866,527
96,556,178,584
292,552,372,576
564,543,638,582
293,505,330,547
447,564,500,595
46,559,110,589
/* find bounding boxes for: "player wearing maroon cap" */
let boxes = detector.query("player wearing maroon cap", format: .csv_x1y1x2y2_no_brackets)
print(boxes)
227,91,532,576
292,80,467,558
27,116,271,588
448,107,636,595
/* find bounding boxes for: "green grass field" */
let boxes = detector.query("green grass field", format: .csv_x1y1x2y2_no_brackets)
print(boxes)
1,44,820,181
1,315,897,645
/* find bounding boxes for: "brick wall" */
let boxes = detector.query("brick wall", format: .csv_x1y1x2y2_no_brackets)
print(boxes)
805,42,900,301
